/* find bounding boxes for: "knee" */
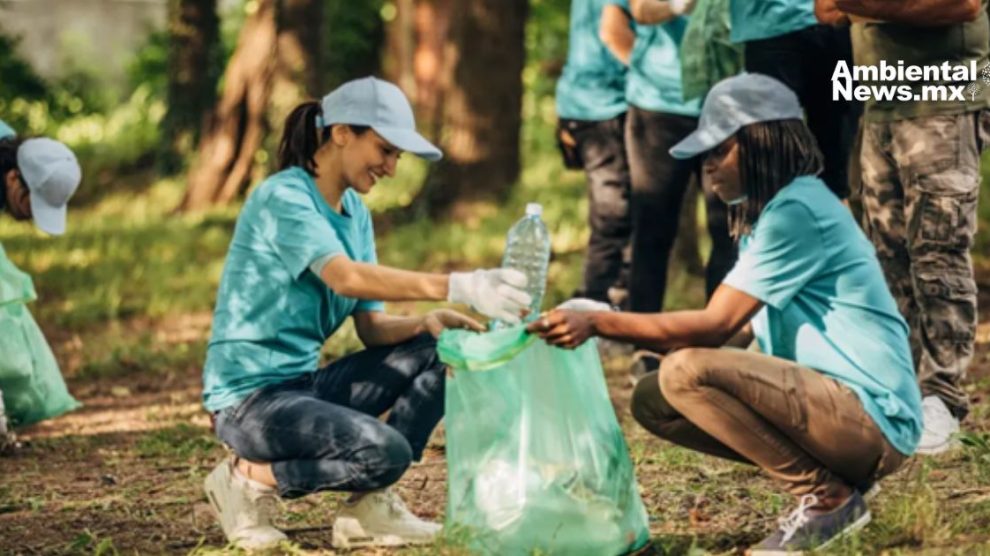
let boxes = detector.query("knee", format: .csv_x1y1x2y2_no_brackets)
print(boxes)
357,428,413,489
657,348,706,398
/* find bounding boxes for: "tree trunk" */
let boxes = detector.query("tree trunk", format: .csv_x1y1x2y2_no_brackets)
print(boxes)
180,0,323,211
160,0,220,175
413,0,452,142
270,0,323,119
413,0,529,220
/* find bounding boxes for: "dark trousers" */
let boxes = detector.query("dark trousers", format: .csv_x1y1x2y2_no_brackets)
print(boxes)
744,24,860,199
214,334,445,499
562,114,633,303
625,105,737,314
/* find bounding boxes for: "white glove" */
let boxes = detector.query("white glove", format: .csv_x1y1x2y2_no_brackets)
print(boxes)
448,269,532,323
668,0,695,15
556,298,613,312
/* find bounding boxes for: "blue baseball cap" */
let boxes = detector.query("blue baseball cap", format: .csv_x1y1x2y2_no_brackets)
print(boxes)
17,138,81,236
670,73,805,160
319,77,442,161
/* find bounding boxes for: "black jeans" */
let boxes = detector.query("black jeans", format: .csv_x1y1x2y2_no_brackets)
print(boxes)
744,24,860,199
562,114,632,303
625,105,737,314
214,334,445,499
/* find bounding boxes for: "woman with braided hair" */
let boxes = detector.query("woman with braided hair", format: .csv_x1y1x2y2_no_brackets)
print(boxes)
527,74,922,554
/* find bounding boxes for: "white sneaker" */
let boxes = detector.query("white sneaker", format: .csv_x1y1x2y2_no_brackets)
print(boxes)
203,458,287,549
332,488,442,549
917,396,961,455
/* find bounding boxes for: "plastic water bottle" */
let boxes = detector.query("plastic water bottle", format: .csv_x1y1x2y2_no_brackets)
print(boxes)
493,203,551,328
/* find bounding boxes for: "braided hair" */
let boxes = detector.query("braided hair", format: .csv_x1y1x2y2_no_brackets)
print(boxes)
729,119,824,239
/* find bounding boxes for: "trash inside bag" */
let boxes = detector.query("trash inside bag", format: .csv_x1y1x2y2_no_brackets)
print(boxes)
438,325,650,555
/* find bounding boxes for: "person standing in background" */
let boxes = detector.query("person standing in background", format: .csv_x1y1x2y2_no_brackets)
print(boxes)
731,0,859,200
816,0,989,454
620,0,737,374
556,0,635,308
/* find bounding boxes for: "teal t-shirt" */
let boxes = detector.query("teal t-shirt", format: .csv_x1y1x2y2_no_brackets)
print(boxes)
729,0,817,44
723,176,922,456
0,119,15,139
202,166,384,412
555,0,630,121
625,16,702,116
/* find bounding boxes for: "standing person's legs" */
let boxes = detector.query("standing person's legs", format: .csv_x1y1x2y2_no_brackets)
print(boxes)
889,114,980,421
745,25,857,199
625,106,698,315
568,115,632,304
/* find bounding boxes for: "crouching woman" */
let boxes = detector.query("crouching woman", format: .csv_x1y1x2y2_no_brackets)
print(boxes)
529,74,922,554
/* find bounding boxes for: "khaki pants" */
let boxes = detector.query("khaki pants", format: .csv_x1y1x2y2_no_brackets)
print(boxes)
631,348,906,499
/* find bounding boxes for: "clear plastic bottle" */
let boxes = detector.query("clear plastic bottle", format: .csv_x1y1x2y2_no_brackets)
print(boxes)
493,203,551,328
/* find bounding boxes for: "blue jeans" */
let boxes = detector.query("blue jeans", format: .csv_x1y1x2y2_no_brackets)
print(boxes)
214,333,445,499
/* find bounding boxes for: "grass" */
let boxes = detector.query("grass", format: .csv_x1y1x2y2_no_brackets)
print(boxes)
0,115,988,554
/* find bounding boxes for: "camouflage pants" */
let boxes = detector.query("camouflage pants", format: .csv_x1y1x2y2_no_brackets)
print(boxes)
860,111,987,419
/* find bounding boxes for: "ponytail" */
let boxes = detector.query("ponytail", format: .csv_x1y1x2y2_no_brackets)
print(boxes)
278,101,330,176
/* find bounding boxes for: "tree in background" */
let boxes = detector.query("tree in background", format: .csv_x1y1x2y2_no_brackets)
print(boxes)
180,0,383,211
160,0,221,175
413,0,530,219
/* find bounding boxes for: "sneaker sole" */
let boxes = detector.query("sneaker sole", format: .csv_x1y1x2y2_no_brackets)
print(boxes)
749,510,872,556
331,530,435,550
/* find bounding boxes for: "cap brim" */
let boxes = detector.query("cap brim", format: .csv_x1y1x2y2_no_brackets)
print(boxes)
29,194,67,235
669,125,735,160
373,127,443,161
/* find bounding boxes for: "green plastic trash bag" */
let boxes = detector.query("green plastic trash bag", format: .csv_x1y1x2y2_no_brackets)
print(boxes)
438,325,650,555
0,243,80,427
680,0,744,100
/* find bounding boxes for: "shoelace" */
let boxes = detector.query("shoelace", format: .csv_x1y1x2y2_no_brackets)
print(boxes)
778,494,819,543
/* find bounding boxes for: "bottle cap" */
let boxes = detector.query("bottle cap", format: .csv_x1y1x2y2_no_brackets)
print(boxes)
525,203,542,216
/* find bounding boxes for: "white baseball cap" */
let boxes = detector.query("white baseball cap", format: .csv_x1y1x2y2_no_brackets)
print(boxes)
17,138,81,235
319,77,442,161
670,73,805,160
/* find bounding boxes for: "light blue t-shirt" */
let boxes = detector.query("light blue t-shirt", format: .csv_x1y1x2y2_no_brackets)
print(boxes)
202,166,384,412
723,176,922,456
625,15,702,116
729,0,817,44
555,0,630,121
0,119,15,139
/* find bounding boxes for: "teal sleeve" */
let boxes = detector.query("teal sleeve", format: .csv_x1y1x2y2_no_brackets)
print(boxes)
261,184,345,280
0,120,15,139
722,201,826,309
354,209,384,313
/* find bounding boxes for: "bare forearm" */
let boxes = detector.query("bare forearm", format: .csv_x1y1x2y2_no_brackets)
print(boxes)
630,0,679,24
835,0,981,25
600,5,635,64
590,310,734,351
356,313,426,347
322,258,448,301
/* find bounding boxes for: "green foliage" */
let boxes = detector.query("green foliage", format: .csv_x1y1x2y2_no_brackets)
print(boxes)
0,30,47,105
324,0,386,89
125,29,170,104
135,424,218,459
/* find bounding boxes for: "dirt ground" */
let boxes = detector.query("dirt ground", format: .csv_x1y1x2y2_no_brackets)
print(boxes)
1,293,989,555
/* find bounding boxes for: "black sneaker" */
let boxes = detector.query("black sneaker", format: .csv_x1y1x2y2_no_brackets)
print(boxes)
749,492,870,555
